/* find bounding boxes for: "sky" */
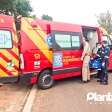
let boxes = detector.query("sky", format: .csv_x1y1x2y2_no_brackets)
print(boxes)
30,0,112,26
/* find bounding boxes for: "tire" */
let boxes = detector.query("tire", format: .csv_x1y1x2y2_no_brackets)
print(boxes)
38,70,54,89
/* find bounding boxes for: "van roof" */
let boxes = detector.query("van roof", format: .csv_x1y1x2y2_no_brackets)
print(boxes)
34,18,98,32
0,14,14,28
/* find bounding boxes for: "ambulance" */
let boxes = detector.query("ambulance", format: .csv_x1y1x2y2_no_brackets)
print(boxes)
0,14,112,89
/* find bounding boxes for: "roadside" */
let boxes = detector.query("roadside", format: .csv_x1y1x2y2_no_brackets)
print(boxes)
32,74,112,112
0,83,32,112
1,74,112,112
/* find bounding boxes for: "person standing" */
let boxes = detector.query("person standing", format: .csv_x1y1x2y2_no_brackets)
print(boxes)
92,42,102,80
100,41,110,85
81,38,91,83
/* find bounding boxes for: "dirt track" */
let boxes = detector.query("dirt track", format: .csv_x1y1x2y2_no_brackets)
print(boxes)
0,83,31,112
1,74,112,112
32,74,112,112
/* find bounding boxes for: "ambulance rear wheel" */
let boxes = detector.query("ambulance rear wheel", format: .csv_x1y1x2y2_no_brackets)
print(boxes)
38,70,54,89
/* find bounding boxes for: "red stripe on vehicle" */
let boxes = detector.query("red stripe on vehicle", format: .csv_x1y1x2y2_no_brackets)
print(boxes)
13,66,19,71
7,49,19,60
0,53,19,71
0,64,13,76
0,53,10,62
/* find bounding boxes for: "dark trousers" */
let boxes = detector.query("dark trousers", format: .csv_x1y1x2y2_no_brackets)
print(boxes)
97,70,101,79
100,60,108,82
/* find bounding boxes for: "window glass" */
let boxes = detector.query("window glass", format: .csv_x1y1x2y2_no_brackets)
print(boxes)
0,30,12,48
72,36,80,47
55,34,71,48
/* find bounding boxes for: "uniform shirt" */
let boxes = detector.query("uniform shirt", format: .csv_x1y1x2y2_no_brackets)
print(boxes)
101,46,110,60
81,41,91,59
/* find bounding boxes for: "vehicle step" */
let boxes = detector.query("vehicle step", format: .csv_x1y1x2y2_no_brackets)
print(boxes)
90,71,98,75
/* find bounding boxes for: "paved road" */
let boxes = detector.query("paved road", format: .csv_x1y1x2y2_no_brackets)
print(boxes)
32,74,112,112
0,83,32,112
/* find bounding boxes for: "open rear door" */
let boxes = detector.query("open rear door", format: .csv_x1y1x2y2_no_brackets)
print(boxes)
0,15,19,83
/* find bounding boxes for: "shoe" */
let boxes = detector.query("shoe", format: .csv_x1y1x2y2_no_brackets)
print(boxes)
87,80,90,82
0,83,3,87
82,81,88,83
100,81,108,85
97,79,102,82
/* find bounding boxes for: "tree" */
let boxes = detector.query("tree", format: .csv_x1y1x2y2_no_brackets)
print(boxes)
0,0,33,17
15,0,33,17
0,0,14,15
42,14,53,21
97,11,112,34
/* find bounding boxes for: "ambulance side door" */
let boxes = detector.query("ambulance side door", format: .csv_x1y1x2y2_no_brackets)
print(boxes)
70,32,82,69
52,31,82,76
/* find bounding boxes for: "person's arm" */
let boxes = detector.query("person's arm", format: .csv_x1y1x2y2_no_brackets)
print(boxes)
104,47,110,59
93,46,98,54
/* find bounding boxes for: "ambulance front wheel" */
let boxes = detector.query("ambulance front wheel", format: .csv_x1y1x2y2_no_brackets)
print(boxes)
38,70,54,89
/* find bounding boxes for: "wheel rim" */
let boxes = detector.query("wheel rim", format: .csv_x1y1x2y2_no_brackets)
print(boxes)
42,74,52,86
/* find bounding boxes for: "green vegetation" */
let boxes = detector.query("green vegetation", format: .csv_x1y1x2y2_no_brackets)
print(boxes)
42,14,53,21
0,0,32,17
97,10,112,34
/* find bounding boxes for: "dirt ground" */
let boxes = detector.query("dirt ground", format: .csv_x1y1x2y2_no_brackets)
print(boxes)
1,74,112,112
0,83,31,112
32,74,112,112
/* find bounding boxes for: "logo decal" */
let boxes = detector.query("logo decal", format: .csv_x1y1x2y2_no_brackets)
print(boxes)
53,52,63,68
46,35,52,47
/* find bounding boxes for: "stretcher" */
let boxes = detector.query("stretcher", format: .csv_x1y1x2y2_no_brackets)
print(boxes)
89,57,102,70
